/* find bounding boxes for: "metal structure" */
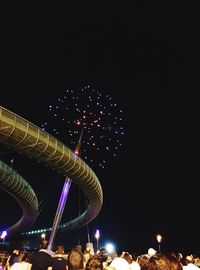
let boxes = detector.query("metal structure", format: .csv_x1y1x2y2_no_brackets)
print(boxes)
0,160,38,238
48,128,84,250
48,178,72,250
0,106,103,237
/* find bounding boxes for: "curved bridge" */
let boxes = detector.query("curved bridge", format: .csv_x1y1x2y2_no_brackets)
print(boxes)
0,106,103,237
0,160,38,238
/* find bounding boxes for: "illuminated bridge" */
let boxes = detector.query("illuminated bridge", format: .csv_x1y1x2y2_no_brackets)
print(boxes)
0,106,103,238
0,160,38,238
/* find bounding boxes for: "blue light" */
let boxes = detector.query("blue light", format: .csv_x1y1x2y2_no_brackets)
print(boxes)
0,230,8,239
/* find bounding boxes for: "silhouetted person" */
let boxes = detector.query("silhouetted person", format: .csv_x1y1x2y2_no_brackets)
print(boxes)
6,250,19,270
67,248,84,270
52,245,67,270
30,239,53,270
10,252,32,270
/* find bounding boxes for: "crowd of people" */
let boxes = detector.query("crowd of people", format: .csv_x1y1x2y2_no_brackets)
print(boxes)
1,239,200,270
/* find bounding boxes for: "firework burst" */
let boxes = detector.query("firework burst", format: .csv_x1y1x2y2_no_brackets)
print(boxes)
41,85,124,170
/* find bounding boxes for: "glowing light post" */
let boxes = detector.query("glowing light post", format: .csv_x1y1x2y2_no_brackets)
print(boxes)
41,233,46,240
95,229,100,252
48,129,84,250
48,179,72,250
0,230,7,245
156,234,162,253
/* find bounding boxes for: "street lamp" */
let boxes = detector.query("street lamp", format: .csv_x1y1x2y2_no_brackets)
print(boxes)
156,234,162,253
95,229,100,252
105,243,115,254
0,230,7,245
41,233,46,240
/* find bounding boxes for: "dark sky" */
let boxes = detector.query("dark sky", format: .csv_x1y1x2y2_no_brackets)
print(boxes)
1,1,200,255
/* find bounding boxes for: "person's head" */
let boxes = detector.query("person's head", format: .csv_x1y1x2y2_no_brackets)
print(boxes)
98,248,108,262
86,255,103,270
121,252,132,264
12,250,19,256
40,239,49,249
56,245,65,254
110,257,131,270
86,247,91,253
18,252,29,263
148,253,170,270
148,248,157,257
167,254,183,270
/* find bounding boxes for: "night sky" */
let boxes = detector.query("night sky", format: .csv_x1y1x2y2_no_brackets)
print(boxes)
1,1,200,255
